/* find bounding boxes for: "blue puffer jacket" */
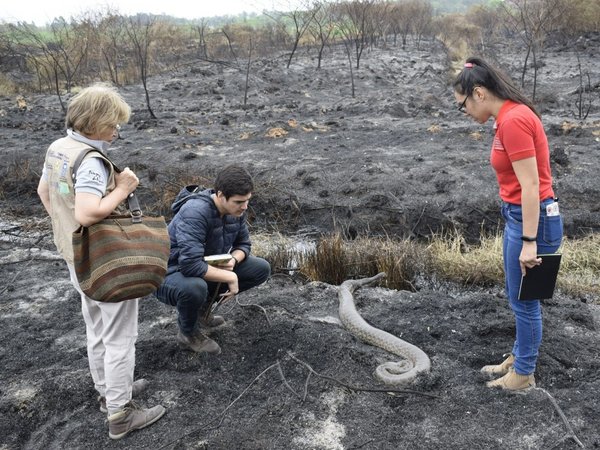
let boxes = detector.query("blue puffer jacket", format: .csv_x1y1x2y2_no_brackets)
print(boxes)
166,187,251,278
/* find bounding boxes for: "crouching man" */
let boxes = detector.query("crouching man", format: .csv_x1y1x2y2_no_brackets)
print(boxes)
155,164,271,354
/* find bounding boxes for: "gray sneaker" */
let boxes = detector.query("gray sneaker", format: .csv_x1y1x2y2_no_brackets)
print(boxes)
99,378,149,414
177,329,221,354
108,401,166,440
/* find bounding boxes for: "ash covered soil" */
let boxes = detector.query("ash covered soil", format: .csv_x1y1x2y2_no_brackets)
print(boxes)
1,35,600,449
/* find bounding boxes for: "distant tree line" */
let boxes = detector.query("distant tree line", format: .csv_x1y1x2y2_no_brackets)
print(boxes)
437,0,599,108
0,0,598,111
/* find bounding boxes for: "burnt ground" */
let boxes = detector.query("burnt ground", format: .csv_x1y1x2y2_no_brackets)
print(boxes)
1,34,600,449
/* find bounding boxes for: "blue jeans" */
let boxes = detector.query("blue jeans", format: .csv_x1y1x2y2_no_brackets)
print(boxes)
501,198,563,375
155,255,271,335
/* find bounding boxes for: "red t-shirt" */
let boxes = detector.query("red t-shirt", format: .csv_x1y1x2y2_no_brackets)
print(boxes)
490,100,554,204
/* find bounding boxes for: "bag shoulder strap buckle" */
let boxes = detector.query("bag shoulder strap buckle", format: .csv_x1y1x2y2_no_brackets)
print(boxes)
127,193,143,222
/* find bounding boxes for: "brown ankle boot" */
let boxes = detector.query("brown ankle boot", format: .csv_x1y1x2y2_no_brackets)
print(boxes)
177,330,221,354
486,367,536,392
480,354,514,378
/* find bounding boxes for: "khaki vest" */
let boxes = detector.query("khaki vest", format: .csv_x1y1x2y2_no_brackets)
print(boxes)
44,136,116,264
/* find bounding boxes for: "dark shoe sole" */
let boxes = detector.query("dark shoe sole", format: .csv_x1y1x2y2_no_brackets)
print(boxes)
480,368,510,380
198,322,227,335
179,342,222,355
486,383,536,394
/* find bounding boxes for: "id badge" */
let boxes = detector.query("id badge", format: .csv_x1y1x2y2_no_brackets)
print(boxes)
546,202,560,217
58,181,71,195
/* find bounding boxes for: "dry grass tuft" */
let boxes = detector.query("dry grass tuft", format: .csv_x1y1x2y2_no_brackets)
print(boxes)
336,235,421,291
253,233,420,290
559,235,600,298
426,230,600,301
0,156,40,209
0,75,19,96
300,233,349,285
252,232,305,274
247,231,600,302
426,229,504,286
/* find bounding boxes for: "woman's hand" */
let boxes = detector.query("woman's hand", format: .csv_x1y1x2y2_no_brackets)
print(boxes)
75,167,139,226
512,158,542,276
114,167,139,197
519,241,542,275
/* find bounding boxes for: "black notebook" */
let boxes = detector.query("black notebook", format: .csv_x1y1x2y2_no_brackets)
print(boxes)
518,253,562,301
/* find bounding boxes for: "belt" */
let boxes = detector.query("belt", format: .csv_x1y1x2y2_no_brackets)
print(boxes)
504,197,558,211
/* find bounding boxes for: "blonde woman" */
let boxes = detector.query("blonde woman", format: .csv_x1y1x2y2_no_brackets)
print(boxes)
37,83,165,438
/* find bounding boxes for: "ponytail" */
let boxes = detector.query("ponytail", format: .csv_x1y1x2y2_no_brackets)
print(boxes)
453,57,540,118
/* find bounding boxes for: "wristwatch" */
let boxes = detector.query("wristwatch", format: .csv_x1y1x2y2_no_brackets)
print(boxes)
521,235,537,242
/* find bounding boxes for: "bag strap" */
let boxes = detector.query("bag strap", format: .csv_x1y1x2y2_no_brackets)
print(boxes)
72,147,143,223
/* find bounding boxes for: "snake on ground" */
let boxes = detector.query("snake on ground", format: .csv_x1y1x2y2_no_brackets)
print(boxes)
337,272,431,386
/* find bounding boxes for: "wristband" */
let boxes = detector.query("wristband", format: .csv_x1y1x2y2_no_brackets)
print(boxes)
232,255,240,266
521,235,537,242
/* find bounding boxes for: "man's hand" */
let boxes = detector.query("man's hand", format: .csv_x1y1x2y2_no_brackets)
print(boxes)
219,277,239,304
204,265,239,303
217,258,236,271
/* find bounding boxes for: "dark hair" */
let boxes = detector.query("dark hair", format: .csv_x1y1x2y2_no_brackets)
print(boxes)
453,56,540,118
214,164,254,199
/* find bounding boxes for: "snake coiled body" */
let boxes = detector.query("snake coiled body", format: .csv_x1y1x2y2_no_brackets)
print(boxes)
338,272,431,386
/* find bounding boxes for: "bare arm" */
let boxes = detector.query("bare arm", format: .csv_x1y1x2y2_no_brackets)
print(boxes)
203,264,239,301
74,167,139,227
201,249,246,301
37,178,52,216
512,156,541,274
203,264,238,284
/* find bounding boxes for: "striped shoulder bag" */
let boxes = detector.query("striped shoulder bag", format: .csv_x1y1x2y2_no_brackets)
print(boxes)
71,149,170,302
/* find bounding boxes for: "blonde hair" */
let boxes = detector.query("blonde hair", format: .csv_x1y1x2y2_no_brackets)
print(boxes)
65,83,131,136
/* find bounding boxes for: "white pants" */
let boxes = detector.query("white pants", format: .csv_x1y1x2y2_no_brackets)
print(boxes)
67,264,138,415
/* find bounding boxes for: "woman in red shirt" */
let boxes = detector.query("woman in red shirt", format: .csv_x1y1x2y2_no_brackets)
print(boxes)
453,57,563,391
